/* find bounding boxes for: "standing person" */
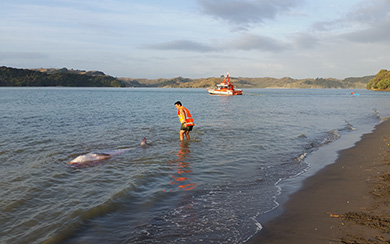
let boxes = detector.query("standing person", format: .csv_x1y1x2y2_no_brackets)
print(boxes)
174,101,195,141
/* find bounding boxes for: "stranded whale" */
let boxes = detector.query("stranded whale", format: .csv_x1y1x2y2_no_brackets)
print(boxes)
67,138,147,166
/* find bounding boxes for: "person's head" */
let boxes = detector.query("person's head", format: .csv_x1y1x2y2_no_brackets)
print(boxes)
174,101,182,108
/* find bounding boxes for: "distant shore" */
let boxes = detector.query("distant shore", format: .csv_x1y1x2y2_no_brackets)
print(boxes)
1,66,373,89
248,118,390,244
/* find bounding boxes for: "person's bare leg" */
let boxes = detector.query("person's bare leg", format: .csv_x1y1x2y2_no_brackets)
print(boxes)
180,130,185,141
185,131,190,140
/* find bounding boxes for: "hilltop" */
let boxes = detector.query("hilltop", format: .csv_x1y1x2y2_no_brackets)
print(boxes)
0,66,374,89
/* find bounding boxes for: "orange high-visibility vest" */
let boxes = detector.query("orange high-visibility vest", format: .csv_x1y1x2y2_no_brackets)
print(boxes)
178,106,194,126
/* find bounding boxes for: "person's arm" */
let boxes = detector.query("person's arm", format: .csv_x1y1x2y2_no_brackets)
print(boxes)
179,108,187,126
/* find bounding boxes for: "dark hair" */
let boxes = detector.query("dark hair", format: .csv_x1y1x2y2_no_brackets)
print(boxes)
174,101,182,106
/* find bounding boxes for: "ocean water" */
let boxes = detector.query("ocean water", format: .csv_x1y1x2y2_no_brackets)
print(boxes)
1,87,389,244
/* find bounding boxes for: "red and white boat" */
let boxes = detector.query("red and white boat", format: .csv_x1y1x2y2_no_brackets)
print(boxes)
207,73,243,96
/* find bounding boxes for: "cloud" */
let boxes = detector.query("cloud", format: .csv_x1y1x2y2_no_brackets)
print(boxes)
197,0,302,28
142,33,287,53
344,0,390,26
343,20,390,43
142,40,216,52
228,34,287,52
309,0,390,46
312,0,390,32
289,32,319,49
341,0,390,43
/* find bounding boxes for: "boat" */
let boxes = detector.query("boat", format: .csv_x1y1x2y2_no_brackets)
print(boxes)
207,73,242,95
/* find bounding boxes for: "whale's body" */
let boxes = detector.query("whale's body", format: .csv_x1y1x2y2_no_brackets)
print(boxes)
67,149,129,165
67,138,147,166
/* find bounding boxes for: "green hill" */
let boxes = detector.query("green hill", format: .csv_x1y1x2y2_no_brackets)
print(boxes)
367,69,390,91
0,66,124,87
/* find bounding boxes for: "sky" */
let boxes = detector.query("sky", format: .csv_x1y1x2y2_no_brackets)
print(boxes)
1,0,389,79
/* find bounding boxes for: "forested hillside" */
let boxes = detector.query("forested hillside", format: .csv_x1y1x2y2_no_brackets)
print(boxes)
367,69,390,90
0,66,124,87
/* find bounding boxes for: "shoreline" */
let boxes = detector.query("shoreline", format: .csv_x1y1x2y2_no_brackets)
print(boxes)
248,119,390,244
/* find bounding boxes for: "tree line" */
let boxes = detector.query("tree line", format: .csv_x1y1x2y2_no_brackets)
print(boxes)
367,69,390,90
0,66,125,87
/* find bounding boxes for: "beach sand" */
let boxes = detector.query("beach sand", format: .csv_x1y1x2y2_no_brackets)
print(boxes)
248,119,390,244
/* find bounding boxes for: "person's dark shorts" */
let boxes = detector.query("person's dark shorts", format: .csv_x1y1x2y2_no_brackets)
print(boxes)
181,123,193,131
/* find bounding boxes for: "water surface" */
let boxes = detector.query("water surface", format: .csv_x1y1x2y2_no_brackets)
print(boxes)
1,88,389,243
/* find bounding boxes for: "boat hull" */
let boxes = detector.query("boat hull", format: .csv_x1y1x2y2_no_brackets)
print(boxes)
207,88,242,96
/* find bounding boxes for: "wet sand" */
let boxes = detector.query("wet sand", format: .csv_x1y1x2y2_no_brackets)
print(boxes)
248,119,390,244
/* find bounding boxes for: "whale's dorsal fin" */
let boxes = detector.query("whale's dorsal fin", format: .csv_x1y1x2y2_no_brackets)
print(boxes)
141,137,147,146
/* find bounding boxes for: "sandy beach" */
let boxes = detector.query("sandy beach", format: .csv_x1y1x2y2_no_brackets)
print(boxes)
248,119,390,244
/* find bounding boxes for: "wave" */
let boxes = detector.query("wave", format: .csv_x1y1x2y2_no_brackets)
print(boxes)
39,182,139,244
294,120,358,165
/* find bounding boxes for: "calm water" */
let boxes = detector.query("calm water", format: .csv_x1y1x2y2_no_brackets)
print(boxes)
1,88,389,244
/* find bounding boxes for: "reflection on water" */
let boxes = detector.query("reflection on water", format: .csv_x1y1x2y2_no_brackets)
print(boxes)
167,142,197,191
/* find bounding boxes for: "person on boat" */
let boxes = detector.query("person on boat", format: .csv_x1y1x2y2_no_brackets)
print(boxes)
174,101,195,141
